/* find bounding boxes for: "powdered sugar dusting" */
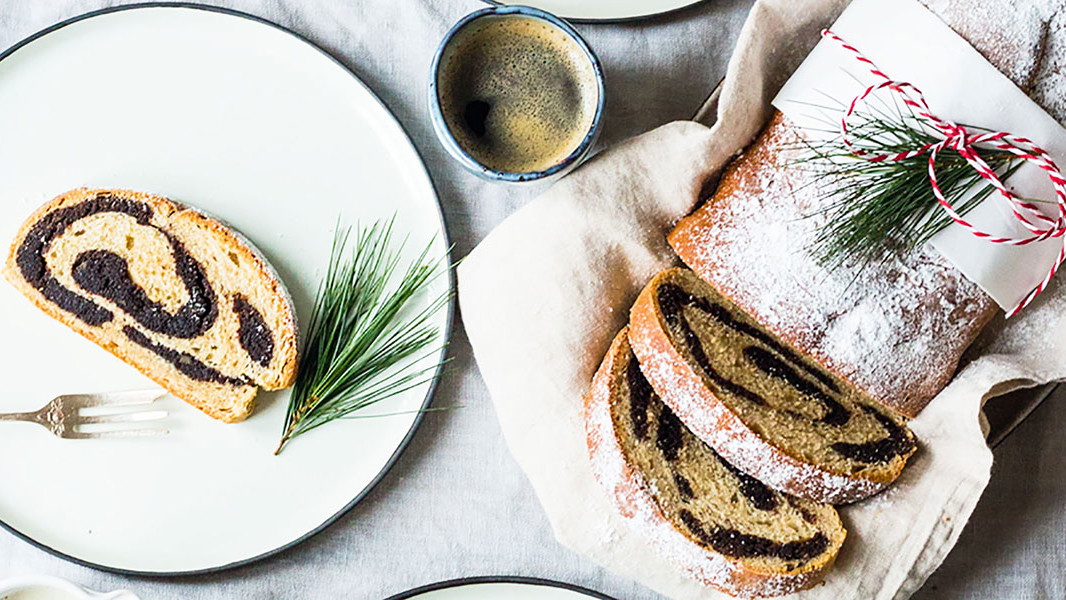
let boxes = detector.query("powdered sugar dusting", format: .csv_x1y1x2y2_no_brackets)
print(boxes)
671,115,997,417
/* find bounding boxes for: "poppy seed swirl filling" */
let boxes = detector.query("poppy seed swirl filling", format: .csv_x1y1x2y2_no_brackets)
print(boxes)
618,357,833,563
655,283,916,470
233,294,275,367
14,194,276,380
71,244,216,338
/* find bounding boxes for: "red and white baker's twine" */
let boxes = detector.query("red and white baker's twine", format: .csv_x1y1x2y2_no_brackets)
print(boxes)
823,29,1066,316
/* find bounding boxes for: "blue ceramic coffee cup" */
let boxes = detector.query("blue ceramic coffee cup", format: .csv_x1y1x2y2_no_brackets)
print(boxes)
428,5,605,184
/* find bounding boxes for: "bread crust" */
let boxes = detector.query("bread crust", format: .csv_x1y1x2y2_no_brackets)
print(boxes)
628,269,914,504
3,188,299,423
584,328,843,597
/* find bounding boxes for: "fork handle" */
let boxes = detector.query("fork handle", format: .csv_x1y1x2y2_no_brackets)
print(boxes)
0,411,40,423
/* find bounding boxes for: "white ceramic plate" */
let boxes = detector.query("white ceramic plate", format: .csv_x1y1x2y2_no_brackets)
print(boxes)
386,579,613,600
484,0,705,21
0,5,450,574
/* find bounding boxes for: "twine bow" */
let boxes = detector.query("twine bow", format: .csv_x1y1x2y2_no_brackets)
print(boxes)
823,29,1066,316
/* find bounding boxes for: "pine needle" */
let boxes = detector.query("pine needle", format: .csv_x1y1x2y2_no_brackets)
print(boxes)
275,218,451,455
793,97,1023,269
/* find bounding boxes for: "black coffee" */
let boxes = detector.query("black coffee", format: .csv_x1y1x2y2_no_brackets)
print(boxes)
437,15,598,174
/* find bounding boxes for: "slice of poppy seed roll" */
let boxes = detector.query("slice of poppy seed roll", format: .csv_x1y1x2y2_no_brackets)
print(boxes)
628,268,917,504
4,188,299,423
585,328,845,597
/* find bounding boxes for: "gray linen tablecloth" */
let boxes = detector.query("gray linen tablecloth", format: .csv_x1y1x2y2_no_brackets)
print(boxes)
0,1,1061,598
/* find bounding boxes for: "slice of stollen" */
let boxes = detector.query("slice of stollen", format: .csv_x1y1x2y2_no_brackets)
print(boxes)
4,188,299,423
585,328,845,597
628,268,916,504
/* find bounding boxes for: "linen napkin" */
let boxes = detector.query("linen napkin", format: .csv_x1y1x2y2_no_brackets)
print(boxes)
458,0,1066,598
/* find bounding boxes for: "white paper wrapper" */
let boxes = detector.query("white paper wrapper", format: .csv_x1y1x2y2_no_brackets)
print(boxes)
458,0,1066,598
773,0,1066,311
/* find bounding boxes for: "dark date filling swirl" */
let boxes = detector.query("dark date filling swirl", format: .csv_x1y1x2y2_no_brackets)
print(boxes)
656,284,914,465
15,194,274,382
626,359,828,562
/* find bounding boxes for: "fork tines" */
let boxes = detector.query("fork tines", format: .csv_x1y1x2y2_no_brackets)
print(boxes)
66,389,170,438
63,389,170,409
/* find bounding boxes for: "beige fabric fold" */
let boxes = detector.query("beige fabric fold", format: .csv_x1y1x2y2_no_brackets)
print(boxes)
458,0,1066,598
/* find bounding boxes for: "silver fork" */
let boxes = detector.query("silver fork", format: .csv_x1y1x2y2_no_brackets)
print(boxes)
0,390,169,439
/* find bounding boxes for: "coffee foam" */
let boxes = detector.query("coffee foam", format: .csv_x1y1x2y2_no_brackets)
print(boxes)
437,15,598,174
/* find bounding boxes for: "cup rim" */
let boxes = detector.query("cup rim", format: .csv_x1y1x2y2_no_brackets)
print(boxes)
428,5,606,183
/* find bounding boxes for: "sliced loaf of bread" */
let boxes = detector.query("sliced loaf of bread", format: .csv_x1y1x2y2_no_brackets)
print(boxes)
4,188,299,422
667,111,997,418
628,268,916,504
585,328,845,597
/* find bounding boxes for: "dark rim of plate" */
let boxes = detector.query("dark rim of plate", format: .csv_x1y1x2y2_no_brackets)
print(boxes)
383,576,618,600
0,2,456,579
479,0,709,24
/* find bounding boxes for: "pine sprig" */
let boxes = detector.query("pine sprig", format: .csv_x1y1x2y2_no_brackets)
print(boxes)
275,218,451,455
792,95,1023,269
